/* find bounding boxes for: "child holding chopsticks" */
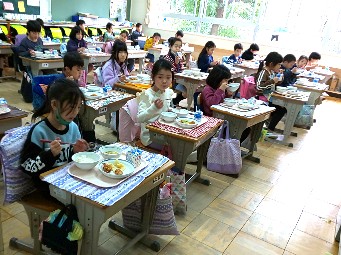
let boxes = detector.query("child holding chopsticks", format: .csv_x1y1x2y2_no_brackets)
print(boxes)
21,79,89,196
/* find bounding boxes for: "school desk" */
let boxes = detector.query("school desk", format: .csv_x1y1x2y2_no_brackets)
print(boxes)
20,56,64,76
0,105,28,138
43,42,61,51
0,43,19,80
294,82,329,105
127,49,148,73
40,148,174,255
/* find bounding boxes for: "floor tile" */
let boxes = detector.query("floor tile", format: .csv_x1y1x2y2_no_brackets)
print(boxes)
182,213,238,252
242,213,295,249
187,185,217,213
174,207,200,232
296,212,336,243
158,234,221,255
2,203,25,217
232,174,273,196
0,209,11,223
242,164,281,184
202,198,252,230
218,184,264,211
224,231,284,255
13,212,29,226
303,198,339,220
286,229,339,255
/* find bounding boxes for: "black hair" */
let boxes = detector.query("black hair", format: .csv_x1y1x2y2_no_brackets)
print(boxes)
26,20,41,33
76,20,85,26
33,78,85,120
234,43,243,51
151,59,174,82
111,40,128,66
136,23,142,28
152,32,161,38
198,41,216,62
69,26,85,40
175,30,184,37
168,37,182,47
298,55,308,63
249,43,259,51
63,51,84,69
120,30,129,37
106,22,113,30
36,18,44,28
206,65,231,90
257,51,283,73
283,54,296,63
309,52,321,60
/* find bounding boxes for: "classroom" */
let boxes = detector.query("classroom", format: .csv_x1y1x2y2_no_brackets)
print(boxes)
1,0,341,254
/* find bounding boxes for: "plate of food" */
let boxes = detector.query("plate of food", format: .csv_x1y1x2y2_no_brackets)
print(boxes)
99,159,135,179
84,92,103,100
176,117,198,128
86,85,102,92
0,107,11,115
127,76,141,83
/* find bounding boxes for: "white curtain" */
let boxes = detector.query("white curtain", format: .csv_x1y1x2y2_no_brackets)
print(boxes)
144,0,151,25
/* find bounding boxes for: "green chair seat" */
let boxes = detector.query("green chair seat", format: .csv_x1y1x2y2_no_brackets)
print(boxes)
50,28,63,40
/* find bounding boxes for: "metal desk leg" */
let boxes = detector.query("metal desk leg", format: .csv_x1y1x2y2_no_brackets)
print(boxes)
83,58,90,74
138,58,143,73
193,140,211,186
108,186,161,254
245,121,264,163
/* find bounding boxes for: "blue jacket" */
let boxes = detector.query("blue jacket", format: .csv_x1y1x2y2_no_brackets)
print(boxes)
280,65,297,87
197,54,213,73
227,54,241,64
66,38,87,52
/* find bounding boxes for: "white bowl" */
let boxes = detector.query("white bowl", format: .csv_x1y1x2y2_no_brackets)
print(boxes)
99,145,122,159
34,51,43,57
99,159,135,179
86,85,101,92
286,86,297,91
172,108,189,117
228,83,240,93
224,98,237,106
44,50,50,54
182,70,192,75
191,68,201,72
161,111,177,122
137,74,151,80
72,152,100,170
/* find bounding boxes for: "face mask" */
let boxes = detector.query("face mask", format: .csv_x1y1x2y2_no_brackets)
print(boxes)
55,108,71,125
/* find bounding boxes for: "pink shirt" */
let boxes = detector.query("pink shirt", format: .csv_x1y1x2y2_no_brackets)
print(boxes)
202,85,230,116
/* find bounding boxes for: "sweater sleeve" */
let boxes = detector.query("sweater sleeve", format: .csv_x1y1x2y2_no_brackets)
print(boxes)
18,39,31,57
66,39,79,52
197,55,210,73
203,87,225,108
102,61,120,87
256,70,275,91
144,38,154,51
137,91,162,123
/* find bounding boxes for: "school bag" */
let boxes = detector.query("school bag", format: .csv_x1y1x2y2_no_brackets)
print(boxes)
93,66,103,86
102,41,114,54
20,69,33,103
240,76,257,99
40,204,83,255
295,104,315,127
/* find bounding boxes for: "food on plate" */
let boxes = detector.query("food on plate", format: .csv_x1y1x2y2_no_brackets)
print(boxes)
74,155,95,163
102,160,125,174
90,94,97,96
104,150,119,155
180,119,195,124
129,77,138,80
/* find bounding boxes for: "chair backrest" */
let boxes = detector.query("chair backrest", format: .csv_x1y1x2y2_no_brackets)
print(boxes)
193,92,204,112
118,98,141,143
0,125,36,204
15,34,26,47
240,76,256,99
102,41,114,54
11,45,25,72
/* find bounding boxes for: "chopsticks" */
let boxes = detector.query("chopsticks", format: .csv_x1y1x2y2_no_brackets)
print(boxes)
40,139,75,145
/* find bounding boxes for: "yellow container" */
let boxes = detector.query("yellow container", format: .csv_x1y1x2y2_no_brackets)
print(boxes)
11,25,27,35
50,27,63,40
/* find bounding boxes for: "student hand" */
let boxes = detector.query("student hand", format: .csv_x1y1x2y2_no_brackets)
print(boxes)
66,76,74,80
175,56,181,64
273,77,280,83
154,99,164,109
29,50,35,57
292,67,298,73
73,139,89,153
219,82,229,91
78,47,86,53
119,75,127,82
50,138,62,157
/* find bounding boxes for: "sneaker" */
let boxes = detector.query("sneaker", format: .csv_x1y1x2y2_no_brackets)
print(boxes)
266,132,279,139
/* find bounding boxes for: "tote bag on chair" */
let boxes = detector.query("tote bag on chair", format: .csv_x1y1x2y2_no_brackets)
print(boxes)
207,120,242,175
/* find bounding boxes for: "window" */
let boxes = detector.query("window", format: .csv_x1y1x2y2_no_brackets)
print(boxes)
148,0,341,54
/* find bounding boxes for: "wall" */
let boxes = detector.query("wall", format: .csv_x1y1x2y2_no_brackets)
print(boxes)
51,0,110,21
129,0,341,69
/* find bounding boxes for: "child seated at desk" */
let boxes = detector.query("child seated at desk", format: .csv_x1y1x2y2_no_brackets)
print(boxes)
66,26,87,53
279,54,298,87
137,59,174,149
21,79,88,197
226,43,243,65
130,23,144,46
144,32,161,70
18,20,44,57
163,37,186,105
241,43,259,61
103,22,115,42
295,55,308,69
256,51,286,132
102,40,129,87
305,52,321,71
197,41,219,73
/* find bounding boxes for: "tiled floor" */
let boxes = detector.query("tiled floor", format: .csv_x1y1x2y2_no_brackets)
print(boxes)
1,76,341,255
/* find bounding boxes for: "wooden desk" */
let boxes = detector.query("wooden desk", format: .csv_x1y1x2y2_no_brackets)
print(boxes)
86,41,104,49
114,82,145,95
0,105,28,137
146,118,223,186
235,62,259,76
0,44,19,80
310,68,335,84
211,104,275,163
20,56,64,76
294,82,329,105
80,53,111,73
128,50,147,73
40,151,174,255
269,92,309,147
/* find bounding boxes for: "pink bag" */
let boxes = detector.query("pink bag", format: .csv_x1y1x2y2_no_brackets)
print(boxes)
240,76,256,99
78,70,87,87
118,98,141,142
207,121,242,175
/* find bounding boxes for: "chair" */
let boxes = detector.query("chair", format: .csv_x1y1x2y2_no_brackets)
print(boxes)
88,27,98,37
14,34,26,47
0,126,62,254
62,27,71,37
118,98,141,143
49,28,63,40
193,92,203,112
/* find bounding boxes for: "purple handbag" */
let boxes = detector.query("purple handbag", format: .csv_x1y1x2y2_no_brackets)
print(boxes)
207,121,242,175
